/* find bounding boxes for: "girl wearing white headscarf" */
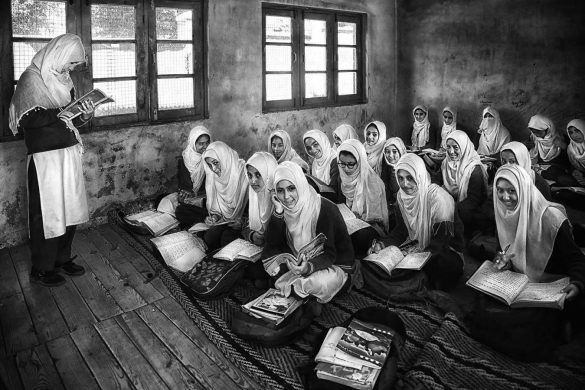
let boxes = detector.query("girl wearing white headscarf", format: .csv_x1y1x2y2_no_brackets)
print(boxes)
303,129,338,186
367,154,465,291
527,114,567,182
158,126,211,219
500,141,551,199
567,119,585,174
442,130,491,235
9,34,93,286
332,123,359,150
243,152,278,246
267,129,309,172
440,107,458,149
363,121,387,174
337,140,389,257
381,137,408,209
261,162,356,304
201,141,249,251
411,105,434,149
477,107,511,156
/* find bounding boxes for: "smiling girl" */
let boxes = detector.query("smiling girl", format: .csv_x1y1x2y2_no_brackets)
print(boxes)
363,121,387,174
303,129,339,186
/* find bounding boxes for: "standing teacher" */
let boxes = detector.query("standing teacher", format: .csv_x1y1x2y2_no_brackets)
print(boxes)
9,34,95,287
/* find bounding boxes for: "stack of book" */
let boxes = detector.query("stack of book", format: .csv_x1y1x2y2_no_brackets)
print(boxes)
314,318,394,390
241,288,304,326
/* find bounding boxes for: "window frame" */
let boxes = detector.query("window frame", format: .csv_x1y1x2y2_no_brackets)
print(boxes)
1,0,207,141
262,3,367,114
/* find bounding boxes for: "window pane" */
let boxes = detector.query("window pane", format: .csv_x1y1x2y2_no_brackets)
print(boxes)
266,16,291,43
338,47,356,71
93,80,136,116
92,43,136,78
338,72,357,95
266,74,291,101
304,19,326,44
266,45,291,72
157,78,194,110
305,46,326,72
338,22,357,45
13,41,46,80
156,8,192,40
11,0,66,38
305,73,326,98
157,43,193,75
91,4,135,40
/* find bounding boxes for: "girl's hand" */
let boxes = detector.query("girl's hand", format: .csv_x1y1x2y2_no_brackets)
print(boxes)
251,231,265,246
287,253,310,276
271,192,284,214
80,99,95,121
367,239,385,255
494,253,515,271
562,283,580,301
205,214,220,225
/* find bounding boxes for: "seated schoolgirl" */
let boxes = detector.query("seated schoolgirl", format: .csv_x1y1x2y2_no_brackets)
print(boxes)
410,105,435,150
477,106,511,158
164,126,211,227
500,141,551,200
368,153,465,291
363,121,387,174
241,152,278,246
567,119,585,186
201,141,249,251
381,137,407,210
268,129,309,172
261,161,356,304
527,114,568,182
336,139,389,258
440,106,458,149
332,123,359,150
303,129,339,187
442,130,491,236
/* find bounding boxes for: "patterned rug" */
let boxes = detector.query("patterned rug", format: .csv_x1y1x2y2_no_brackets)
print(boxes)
109,214,585,390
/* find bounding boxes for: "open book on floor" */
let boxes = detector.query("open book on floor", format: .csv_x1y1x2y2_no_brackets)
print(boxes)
363,245,431,276
241,288,304,326
262,233,326,276
306,174,335,193
466,260,570,309
123,209,179,236
151,231,206,272
337,204,373,235
57,88,114,120
212,238,263,262
188,220,230,233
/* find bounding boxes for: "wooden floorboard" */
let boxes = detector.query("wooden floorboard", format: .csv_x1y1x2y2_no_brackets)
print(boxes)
51,278,97,332
16,343,64,390
21,284,69,344
0,293,38,355
0,248,21,299
0,356,23,390
46,335,101,390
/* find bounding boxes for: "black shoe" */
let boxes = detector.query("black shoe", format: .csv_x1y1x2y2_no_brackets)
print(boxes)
59,261,85,276
30,268,66,287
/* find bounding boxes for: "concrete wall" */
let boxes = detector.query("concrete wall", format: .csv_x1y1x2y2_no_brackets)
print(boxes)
0,0,396,248
395,0,585,145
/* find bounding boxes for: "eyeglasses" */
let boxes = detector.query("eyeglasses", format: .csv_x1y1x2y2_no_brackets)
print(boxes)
338,161,357,169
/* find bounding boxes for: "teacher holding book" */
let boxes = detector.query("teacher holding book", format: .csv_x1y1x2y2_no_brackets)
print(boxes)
9,34,95,287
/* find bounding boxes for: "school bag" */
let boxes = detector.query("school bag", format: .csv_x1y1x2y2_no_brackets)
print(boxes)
180,254,249,299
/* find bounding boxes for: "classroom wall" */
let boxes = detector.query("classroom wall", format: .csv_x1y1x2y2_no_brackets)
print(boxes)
395,0,585,145
0,0,396,248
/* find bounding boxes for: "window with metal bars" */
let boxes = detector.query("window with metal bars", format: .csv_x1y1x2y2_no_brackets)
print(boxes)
1,0,206,140
262,4,366,113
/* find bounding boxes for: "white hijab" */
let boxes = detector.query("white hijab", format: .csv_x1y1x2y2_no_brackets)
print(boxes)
440,106,458,149
338,139,389,231
274,161,322,254
477,107,511,155
442,130,488,201
303,129,336,184
246,152,278,234
202,141,249,221
411,105,431,149
363,121,387,174
494,165,567,282
396,153,455,250
528,114,562,163
182,126,211,193
567,119,585,172
268,130,309,172
333,123,359,150
383,137,407,167
501,141,535,183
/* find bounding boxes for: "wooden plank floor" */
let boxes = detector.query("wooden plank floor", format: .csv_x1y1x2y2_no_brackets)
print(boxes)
0,225,260,390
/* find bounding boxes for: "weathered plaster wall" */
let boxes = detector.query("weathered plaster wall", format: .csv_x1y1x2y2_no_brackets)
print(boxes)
395,0,585,145
0,0,396,248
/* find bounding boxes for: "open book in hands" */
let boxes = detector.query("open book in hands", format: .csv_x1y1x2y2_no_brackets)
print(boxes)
57,88,114,120
337,204,373,235
466,260,570,309
363,244,431,276
188,219,230,233
262,233,327,276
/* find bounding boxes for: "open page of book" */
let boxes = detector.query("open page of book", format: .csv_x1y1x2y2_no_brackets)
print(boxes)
513,277,570,309
151,232,206,272
124,209,158,223
363,245,404,275
213,238,262,262
142,212,179,236
395,251,432,270
58,89,114,120
188,220,230,233
466,260,529,305
315,327,380,370
337,203,356,221
336,204,372,234
337,318,393,368
263,253,297,276
315,362,379,390
249,288,302,317
298,232,327,261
